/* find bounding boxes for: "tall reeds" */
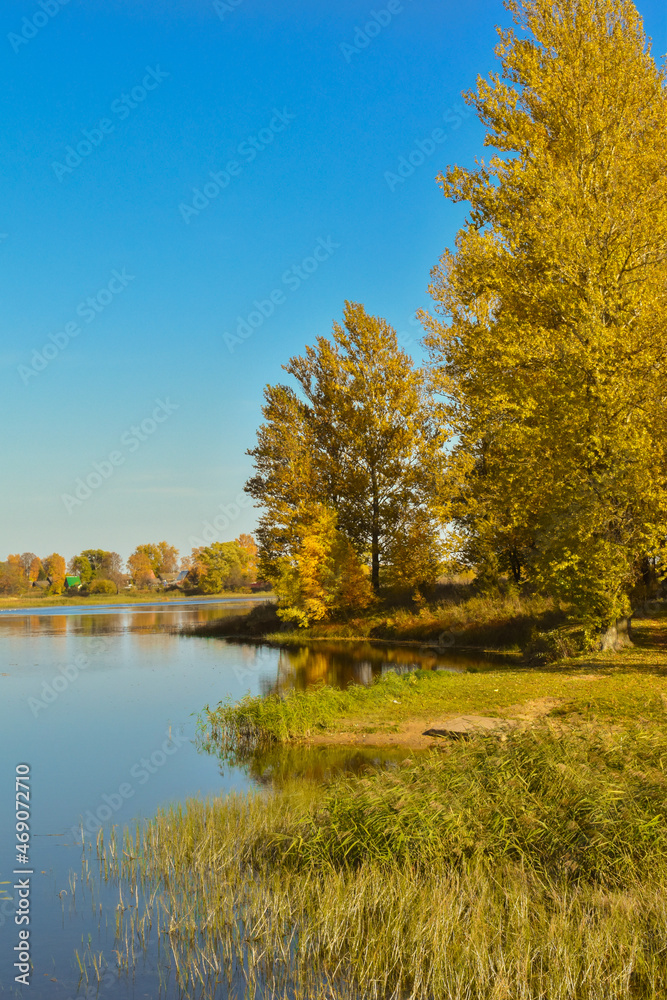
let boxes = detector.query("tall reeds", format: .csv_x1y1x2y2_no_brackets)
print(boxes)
99,724,667,999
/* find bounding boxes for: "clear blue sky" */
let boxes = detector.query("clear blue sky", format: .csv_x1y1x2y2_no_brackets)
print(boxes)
1,0,665,565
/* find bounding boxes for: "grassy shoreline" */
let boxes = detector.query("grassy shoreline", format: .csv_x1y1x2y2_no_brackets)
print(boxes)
188,589,581,656
0,591,269,611
98,610,667,998
203,609,667,756
105,720,667,999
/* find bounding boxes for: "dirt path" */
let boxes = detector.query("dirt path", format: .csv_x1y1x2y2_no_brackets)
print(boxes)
303,697,563,749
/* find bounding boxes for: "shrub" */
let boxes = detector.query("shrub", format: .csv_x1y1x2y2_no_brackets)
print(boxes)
524,627,580,664
89,578,116,595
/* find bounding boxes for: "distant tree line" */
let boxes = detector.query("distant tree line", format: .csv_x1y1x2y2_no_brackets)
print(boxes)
0,534,259,597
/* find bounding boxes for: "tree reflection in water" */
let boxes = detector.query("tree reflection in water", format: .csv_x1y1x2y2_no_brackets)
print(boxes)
264,640,497,696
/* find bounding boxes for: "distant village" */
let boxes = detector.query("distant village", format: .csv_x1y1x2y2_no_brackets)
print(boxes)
0,536,269,597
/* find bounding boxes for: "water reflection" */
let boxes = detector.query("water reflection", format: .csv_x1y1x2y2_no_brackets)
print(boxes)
0,599,280,1000
263,640,507,695
201,642,505,788
244,743,418,788
0,598,261,636
0,600,513,999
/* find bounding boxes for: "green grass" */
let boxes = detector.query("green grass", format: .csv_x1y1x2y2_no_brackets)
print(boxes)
92,611,667,998
278,726,667,881
0,590,262,610
102,723,667,999
203,616,667,755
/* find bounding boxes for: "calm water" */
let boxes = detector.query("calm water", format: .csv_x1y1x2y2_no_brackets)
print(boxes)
0,600,493,999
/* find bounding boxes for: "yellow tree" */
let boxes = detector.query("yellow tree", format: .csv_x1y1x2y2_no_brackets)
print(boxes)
274,505,339,627
236,534,259,582
274,504,373,627
0,557,24,594
245,383,316,584
331,532,375,617
385,509,445,592
127,551,155,588
43,553,66,593
29,556,42,582
423,0,667,642
43,553,66,578
247,302,448,593
129,542,179,577
7,555,24,578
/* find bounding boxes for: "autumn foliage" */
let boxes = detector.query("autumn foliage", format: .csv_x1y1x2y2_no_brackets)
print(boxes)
246,301,446,624
247,0,667,635
1,537,259,597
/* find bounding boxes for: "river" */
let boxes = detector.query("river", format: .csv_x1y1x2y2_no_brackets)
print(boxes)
0,599,488,999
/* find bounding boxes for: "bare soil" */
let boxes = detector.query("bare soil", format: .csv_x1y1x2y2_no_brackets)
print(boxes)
303,696,563,749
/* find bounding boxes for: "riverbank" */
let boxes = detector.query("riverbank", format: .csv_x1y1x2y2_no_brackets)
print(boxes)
98,609,667,999
188,588,580,656
109,713,667,998
0,591,271,612
204,608,667,754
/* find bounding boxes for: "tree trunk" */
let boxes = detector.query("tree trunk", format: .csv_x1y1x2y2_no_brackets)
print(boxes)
599,616,633,652
371,471,380,593
371,550,379,591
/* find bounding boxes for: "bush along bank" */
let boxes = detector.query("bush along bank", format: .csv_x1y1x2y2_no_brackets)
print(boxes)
188,588,583,656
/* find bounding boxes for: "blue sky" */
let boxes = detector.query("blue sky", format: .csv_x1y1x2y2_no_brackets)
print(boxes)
1,0,665,565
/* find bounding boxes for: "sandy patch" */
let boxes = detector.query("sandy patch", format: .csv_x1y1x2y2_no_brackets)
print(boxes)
303,698,563,749
503,696,563,720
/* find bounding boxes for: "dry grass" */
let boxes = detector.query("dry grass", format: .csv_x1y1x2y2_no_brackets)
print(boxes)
188,588,569,653
102,723,667,999
95,611,667,998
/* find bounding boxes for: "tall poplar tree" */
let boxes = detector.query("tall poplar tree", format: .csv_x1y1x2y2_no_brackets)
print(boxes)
247,302,447,593
423,0,667,641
